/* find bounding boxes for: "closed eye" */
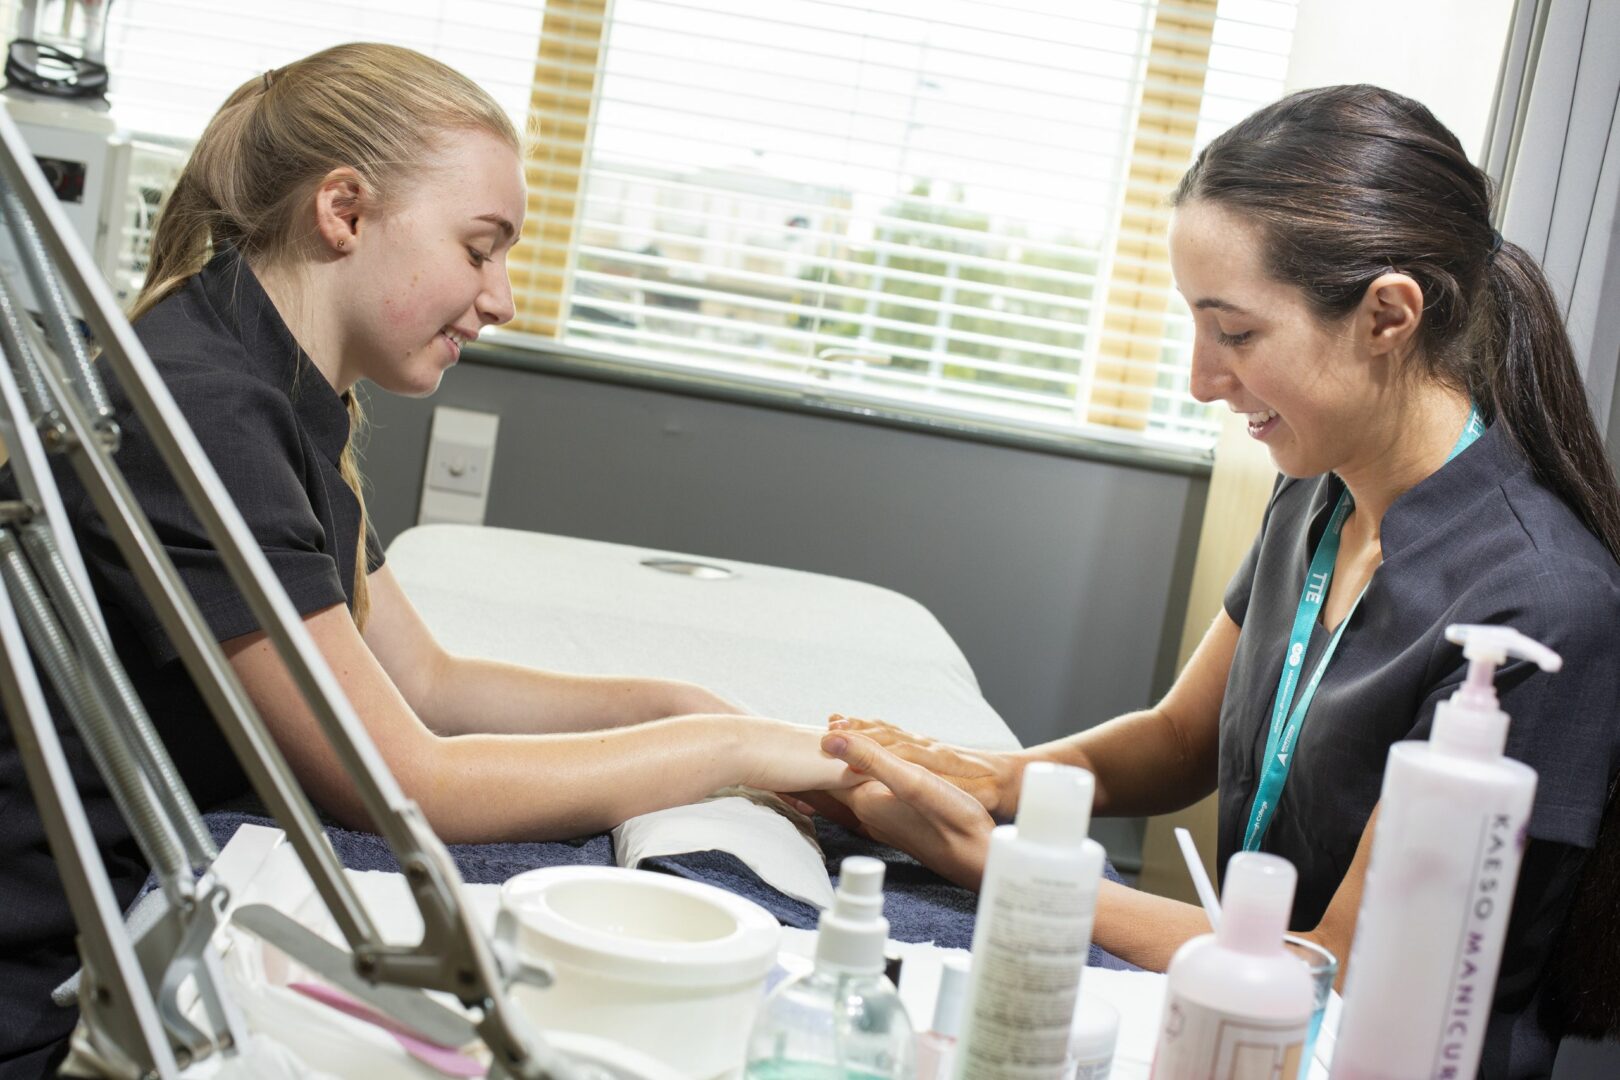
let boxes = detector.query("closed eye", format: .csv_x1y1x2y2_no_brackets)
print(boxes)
468,247,491,267
1216,329,1252,348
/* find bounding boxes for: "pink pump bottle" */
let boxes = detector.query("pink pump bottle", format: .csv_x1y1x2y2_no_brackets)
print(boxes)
1332,625,1555,1080
1150,852,1314,1080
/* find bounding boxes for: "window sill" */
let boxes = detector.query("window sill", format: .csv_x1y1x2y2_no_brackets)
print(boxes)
461,338,1215,479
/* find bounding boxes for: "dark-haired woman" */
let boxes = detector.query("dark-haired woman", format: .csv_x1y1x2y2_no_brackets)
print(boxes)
802,84,1620,1077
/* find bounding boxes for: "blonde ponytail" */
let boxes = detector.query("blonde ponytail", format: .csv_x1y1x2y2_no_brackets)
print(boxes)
340,392,371,630
127,80,260,324
129,44,518,630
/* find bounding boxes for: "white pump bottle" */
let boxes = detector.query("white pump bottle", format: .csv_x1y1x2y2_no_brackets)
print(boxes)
1331,624,1558,1080
953,762,1105,1080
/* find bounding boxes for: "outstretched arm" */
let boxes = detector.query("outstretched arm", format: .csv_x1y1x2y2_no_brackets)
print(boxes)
823,610,1240,824
820,728,1370,977
1026,609,1236,817
224,576,849,841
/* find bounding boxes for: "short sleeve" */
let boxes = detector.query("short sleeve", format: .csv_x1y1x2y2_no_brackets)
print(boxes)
1223,474,1289,627
1224,532,1262,626
1406,554,1620,850
365,516,386,574
78,370,349,662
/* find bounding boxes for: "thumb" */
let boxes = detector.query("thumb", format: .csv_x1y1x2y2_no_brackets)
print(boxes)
822,732,929,800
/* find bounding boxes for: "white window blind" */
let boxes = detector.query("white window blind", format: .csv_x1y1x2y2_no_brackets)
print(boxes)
99,1,546,141
88,0,1295,458
515,0,1297,454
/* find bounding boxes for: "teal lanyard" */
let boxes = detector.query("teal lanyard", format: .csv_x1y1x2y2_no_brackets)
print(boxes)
1241,405,1485,852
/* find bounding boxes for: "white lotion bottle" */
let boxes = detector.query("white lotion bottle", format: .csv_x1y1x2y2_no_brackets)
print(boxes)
1150,852,1314,1080
953,762,1105,1080
1331,624,1556,1080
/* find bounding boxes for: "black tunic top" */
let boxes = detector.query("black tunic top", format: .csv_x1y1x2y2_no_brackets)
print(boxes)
1220,422,1620,1078
0,250,382,1074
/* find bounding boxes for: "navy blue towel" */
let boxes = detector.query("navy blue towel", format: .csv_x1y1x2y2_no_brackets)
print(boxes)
200,810,1138,970
202,809,617,879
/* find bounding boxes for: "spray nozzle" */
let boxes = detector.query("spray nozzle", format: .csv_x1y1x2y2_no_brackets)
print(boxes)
814,856,890,974
833,855,886,922
1433,625,1562,758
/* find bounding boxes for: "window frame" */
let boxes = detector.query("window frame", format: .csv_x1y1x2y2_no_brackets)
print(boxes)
498,0,1266,469
462,331,1214,478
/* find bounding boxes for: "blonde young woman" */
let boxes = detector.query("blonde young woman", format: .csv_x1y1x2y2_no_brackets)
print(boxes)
0,44,851,1075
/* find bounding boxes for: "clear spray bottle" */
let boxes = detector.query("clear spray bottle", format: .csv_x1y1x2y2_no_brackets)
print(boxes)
1332,624,1557,1080
745,856,914,1080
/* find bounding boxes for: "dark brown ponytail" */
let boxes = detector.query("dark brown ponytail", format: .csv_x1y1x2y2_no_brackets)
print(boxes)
1546,783,1620,1036
1480,241,1620,564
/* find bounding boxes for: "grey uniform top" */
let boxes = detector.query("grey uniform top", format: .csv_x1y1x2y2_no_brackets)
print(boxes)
1220,421,1620,1079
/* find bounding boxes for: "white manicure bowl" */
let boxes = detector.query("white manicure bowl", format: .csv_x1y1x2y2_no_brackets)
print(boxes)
499,866,781,1078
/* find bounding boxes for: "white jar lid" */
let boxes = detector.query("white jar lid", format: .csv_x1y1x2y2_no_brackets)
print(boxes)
500,866,780,988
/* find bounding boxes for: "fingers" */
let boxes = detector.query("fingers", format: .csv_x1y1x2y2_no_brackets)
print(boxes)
829,714,891,734
828,714,923,753
789,788,866,832
821,732,937,803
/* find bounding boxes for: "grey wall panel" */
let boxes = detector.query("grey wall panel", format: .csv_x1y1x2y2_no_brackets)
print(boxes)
1494,0,1620,432
359,362,1208,864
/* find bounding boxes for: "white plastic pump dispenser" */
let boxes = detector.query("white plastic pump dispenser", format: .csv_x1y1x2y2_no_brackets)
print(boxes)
1150,852,1314,1080
746,856,914,1079
1332,625,1556,1080
954,762,1105,1080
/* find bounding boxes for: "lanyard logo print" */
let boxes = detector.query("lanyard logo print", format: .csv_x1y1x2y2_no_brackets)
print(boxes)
1242,406,1484,852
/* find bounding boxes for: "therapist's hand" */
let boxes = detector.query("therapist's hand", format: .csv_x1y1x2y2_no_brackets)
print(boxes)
817,731,995,891
828,715,1016,816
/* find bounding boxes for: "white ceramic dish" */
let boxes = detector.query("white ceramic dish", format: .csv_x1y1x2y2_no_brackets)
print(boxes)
499,866,780,1078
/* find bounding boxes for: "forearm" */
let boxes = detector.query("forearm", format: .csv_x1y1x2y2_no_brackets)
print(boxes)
1092,838,1364,989
415,713,756,840
1020,706,1215,817
237,600,820,843
418,654,740,736
839,706,1214,823
1000,611,1233,817
1091,879,1214,972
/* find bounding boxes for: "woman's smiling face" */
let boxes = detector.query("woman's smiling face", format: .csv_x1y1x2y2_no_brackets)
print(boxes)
337,127,526,397
1169,199,1382,480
